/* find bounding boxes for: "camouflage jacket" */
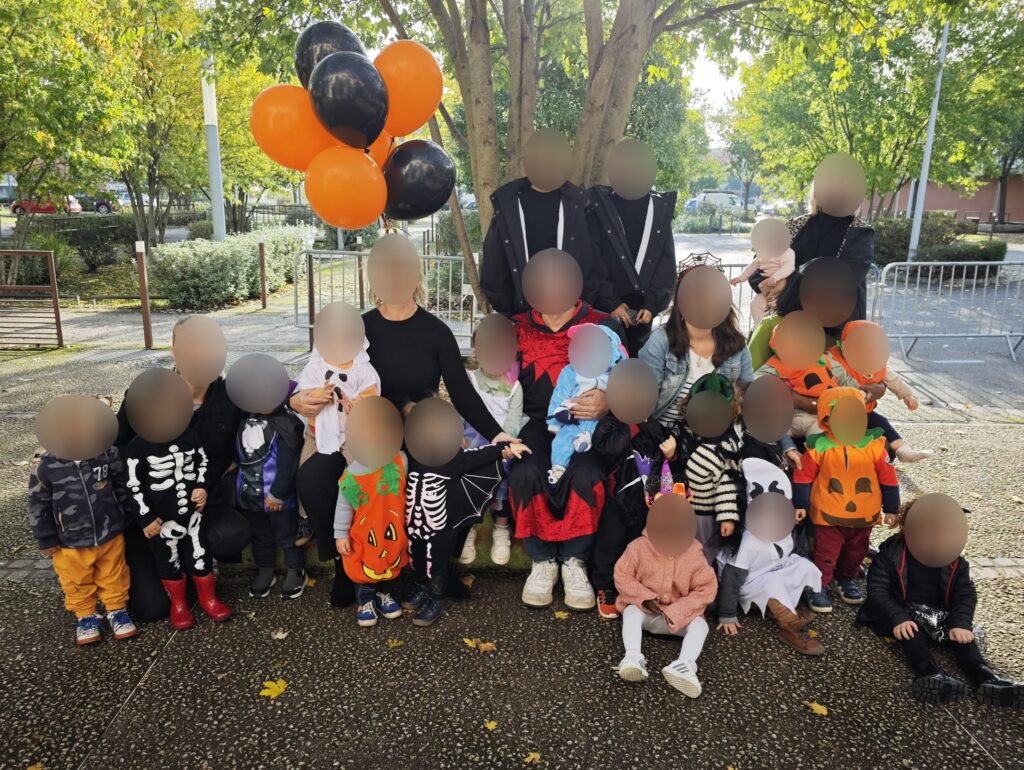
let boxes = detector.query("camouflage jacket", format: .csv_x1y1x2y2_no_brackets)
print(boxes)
27,448,134,550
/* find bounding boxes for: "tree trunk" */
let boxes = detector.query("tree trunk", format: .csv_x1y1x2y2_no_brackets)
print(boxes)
997,169,1009,223
504,0,537,179
465,0,502,230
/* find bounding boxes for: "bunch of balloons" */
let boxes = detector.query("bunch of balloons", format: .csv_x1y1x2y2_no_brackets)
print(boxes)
250,21,457,229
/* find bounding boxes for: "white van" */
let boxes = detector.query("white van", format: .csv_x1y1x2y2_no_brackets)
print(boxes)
694,190,744,215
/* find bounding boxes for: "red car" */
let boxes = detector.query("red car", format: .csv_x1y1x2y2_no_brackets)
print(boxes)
10,196,83,215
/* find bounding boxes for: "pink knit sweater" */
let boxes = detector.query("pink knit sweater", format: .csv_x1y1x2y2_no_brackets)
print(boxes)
614,535,718,632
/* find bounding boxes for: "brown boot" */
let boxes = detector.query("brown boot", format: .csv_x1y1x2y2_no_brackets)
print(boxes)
768,599,824,656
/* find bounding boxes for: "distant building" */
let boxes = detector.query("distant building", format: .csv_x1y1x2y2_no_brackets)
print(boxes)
872,175,1024,223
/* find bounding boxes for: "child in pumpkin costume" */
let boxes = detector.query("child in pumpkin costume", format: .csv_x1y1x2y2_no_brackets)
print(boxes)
793,387,900,614
826,320,932,463
334,452,408,627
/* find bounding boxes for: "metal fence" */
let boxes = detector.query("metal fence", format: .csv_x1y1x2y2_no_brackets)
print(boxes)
251,204,317,230
869,260,1024,361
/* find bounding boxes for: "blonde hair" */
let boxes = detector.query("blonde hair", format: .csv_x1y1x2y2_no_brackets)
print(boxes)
369,278,427,308
806,181,819,215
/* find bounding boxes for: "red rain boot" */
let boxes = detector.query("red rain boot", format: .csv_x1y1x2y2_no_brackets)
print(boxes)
161,577,195,630
191,573,232,622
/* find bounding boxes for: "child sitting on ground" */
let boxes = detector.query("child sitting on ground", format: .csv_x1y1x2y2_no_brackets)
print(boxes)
716,459,823,655
460,315,525,566
546,323,627,484
826,320,932,463
28,395,139,645
793,386,900,614
858,494,1023,707
614,493,717,697
730,217,795,325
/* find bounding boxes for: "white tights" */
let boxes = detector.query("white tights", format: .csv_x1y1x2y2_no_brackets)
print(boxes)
621,604,709,666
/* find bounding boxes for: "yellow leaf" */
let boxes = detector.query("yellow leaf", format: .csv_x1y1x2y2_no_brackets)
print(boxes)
386,638,404,648
460,574,476,588
1012,496,1024,505
463,637,480,649
882,636,896,644
259,678,288,700
553,611,569,620
807,629,819,638
524,752,542,765
305,578,316,587
270,628,289,640
483,720,498,731
26,764,45,770
214,672,229,680
477,641,497,653
802,700,828,716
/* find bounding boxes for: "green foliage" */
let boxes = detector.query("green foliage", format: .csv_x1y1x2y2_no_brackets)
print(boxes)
917,239,1007,264
151,226,315,310
316,222,380,251
872,214,957,265
165,210,207,228
11,234,78,286
188,220,215,241
65,218,127,273
437,210,482,255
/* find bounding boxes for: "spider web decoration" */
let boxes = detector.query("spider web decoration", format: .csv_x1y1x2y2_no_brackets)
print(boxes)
676,251,723,277
459,461,504,522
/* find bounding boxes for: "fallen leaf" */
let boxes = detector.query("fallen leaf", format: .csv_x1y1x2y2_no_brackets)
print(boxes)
483,720,498,731
259,678,287,700
463,637,480,649
523,752,541,765
955,430,967,436
460,574,476,588
882,636,896,644
13,460,28,466
305,578,317,587
966,492,982,499
1012,496,1024,505
807,629,819,638
477,641,497,653
270,660,289,671
214,672,229,680
270,628,289,640
26,764,44,770
802,700,828,716
386,638,404,649
938,445,948,451
553,611,569,620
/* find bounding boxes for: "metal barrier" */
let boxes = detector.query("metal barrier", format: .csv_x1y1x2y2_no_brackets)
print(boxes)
869,260,1024,360
251,204,316,230
0,250,63,349
294,250,479,351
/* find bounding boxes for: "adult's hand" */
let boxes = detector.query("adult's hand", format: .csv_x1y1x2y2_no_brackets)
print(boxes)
610,303,632,328
762,277,787,303
635,309,653,325
289,388,331,420
570,389,609,421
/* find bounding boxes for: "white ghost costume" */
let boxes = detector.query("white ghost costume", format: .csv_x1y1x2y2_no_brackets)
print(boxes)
297,341,381,455
716,458,821,624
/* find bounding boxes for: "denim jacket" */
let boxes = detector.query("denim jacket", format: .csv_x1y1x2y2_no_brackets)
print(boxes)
639,325,754,423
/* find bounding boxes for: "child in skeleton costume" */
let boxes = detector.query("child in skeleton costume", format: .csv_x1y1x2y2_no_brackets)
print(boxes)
716,459,823,655
235,403,306,600
124,427,232,629
546,323,627,484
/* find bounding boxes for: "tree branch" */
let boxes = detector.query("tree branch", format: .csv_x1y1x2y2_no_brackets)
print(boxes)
438,102,470,150
657,0,770,35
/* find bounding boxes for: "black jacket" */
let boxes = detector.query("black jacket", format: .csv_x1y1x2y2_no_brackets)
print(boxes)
857,533,977,632
481,178,603,315
587,186,677,314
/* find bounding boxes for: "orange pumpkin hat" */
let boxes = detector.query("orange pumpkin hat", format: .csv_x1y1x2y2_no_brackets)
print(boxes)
816,386,865,441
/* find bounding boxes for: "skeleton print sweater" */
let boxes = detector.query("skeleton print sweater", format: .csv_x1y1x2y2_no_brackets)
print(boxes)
124,429,208,528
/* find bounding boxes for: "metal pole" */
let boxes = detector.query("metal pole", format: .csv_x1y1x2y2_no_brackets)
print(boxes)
306,252,315,351
258,242,267,309
135,241,153,350
201,56,227,242
908,22,949,260
905,179,916,218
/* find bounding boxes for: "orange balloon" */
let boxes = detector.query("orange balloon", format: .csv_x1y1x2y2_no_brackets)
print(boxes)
251,84,339,171
374,40,443,137
305,147,386,229
368,131,395,167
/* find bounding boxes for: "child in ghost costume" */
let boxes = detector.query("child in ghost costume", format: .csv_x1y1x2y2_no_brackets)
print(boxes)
546,323,627,484
716,458,823,655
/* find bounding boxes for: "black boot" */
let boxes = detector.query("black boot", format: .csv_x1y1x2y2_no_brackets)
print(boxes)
974,666,1024,709
912,670,969,704
329,558,355,608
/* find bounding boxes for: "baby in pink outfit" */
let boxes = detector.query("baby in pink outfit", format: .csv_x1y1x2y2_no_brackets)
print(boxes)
731,217,795,323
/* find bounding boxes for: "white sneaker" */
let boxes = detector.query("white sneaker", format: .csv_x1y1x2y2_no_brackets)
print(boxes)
561,557,596,611
490,523,512,566
521,560,559,608
661,659,702,698
459,525,477,565
617,652,649,682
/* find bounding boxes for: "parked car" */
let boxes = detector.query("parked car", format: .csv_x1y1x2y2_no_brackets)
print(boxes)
692,191,744,215
762,199,798,217
116,191,150,208
684,197,699,214
74,192,117,214
9,197,82,215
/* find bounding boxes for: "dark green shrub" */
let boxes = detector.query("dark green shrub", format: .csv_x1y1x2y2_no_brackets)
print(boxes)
872,213,957,265
284,207,318,226
9,234,77,285
315,221,380,250
65,217,125,272
436,209,482,255
188,219,214,241
165,209,205,227
917,239,1007,263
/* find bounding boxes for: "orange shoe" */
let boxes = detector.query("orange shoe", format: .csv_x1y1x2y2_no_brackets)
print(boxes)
597,589,619,619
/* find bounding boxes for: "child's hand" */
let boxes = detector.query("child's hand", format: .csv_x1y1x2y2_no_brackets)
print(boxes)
635,309,653,325
949,627,975,644
884,513,899,528
491,432,516,445
191,488,208,511
720,521,735,537
143,519,163,539
40,546,59,558
659,435,677,459
336,537,351,556
717,621,741,636
893,620,918,640
903,395,919,411
861,383,885,404
784,449,802,470
340,394,355,414
503,442,531,460
729,276,742,286
641,599,663,615
794,508,807,522
266,497,284,512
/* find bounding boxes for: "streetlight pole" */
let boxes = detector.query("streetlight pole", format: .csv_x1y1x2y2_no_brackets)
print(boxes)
201,56,227,242
908,22,949,260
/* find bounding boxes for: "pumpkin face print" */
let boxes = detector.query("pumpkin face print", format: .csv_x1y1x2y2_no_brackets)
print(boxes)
817,468,881,527
347,507,409,582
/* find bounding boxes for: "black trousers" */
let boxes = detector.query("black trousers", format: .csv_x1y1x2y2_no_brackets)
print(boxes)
870,620,987,680
296,450,354,606
867,410,902,445
624,321,653,358
245,507,303,569
591,498,643,592
144,514,212,580
409,523,473,599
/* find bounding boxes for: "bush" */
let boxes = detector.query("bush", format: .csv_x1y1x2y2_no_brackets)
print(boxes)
188,219,214,240
436,209,482,255
9,233,77,285
284,207,318,227
674,212,753,234
64,217,125,272
315,221,380,250
872,213,957,265
165,209,206,228
917,239,1008,263
151,226,315,310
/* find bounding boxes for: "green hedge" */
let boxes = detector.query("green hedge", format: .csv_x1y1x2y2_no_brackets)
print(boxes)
917,239,1008,263
436,209,482,255
872,213,957,265
315,221,380,250
188,219,214,240
151,226,315,310
7,233,77,285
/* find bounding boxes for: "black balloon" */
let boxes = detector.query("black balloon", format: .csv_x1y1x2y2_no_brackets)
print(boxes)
383,140,456,221
294,21,367,89
308,52,389,149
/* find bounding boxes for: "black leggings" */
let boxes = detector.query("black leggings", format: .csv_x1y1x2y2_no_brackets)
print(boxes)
296,450,354,606
591,499,643,592
245,507,303,569
867,410,901,445
145,514,212,580
871,620,987,681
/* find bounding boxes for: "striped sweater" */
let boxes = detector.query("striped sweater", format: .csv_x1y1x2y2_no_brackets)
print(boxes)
681,424,743,523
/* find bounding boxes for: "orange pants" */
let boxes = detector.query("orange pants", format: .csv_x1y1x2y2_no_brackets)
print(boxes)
51,535,130,618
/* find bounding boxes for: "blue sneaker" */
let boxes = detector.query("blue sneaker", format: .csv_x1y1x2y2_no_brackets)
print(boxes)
834,579,864,605
807,589,833,614
375,592,402,619
412,596,445,627
106,609,139,640
356,600,378,627
400,586,429,612
76,614,103,646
